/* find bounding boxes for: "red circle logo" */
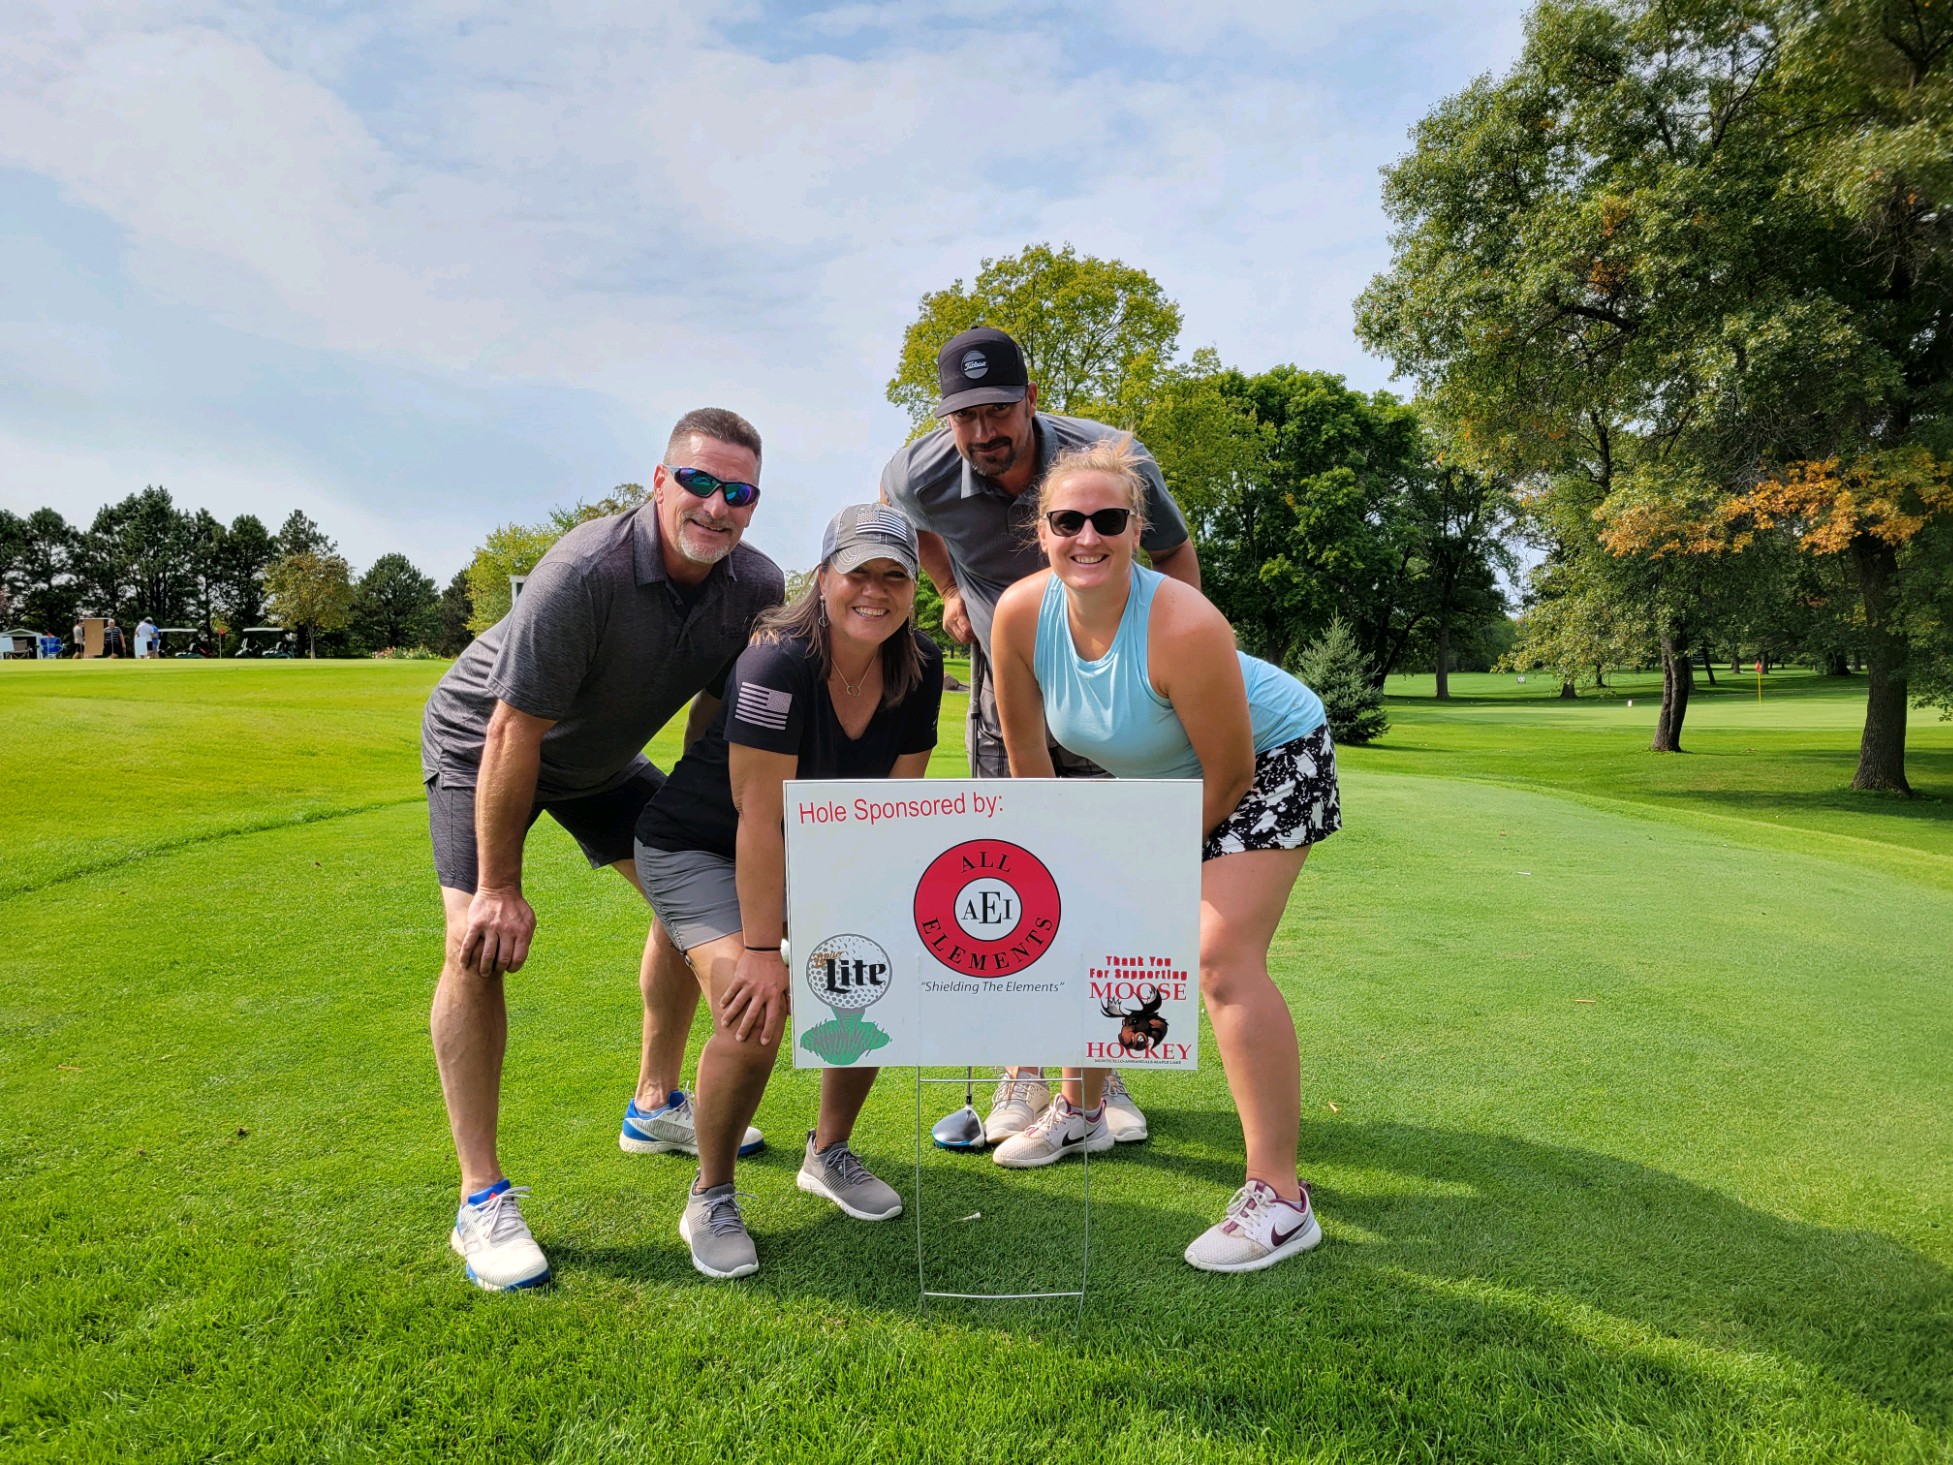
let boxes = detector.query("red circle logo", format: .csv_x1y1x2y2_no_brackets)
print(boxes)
913,839,1062,978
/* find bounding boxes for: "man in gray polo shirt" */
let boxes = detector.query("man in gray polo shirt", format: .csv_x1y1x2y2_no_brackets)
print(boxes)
423,407,784,1291
880,326,1201,1145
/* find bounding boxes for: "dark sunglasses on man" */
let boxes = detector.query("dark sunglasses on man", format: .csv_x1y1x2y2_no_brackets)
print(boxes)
665,465,761,509
1044,507,1131,537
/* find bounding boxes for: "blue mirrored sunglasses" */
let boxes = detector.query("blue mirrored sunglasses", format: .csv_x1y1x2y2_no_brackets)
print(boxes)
667,465,760,509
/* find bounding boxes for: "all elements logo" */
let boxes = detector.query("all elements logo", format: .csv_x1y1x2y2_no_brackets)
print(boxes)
913,839,1060,977
798,933,894,1065
960,348,990,379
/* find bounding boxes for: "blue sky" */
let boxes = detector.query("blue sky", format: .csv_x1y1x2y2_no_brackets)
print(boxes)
0,1,1529,581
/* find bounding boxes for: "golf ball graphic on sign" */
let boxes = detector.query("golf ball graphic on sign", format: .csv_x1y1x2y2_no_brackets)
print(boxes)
798,935,896,1065
804,933,892,1011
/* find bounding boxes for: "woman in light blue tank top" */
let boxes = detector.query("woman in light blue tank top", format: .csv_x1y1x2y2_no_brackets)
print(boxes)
989,436,1343,1274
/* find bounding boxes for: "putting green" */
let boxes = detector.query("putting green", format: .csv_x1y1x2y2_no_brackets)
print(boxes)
1,662,1947,1462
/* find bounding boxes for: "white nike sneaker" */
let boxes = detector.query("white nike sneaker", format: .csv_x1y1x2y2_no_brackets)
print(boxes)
991,1097,1113,1169
1183,1180,1321,1273
1101,1070,1149,1143
449,1180,551,1291
984,1073,1052,1143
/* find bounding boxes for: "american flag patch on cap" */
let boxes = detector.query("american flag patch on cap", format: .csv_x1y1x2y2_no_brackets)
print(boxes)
735,682,793,731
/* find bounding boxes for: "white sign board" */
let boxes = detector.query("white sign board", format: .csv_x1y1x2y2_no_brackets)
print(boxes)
785,778,1202,1070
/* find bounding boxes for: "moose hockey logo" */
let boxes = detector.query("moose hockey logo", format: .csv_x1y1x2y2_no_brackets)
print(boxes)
1101,984,1169,1056
799,933,893,1065
912,839,1061,978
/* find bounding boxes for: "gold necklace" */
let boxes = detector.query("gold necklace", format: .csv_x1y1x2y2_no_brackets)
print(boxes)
833,661,872,697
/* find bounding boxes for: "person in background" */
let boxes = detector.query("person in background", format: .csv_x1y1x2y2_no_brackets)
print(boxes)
71,621,85,658
880,325,1202,1148
102,620,125,658
989,436,1341,1273
135,616,158,659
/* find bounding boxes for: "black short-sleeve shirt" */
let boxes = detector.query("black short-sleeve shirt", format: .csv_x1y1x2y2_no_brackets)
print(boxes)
638,629,944,857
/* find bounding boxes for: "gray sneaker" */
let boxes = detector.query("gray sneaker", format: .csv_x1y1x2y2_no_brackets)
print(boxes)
678,1182,758,1279
795,1132,903,1220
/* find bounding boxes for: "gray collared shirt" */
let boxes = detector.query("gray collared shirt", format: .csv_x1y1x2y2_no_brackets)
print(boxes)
879,413,1190,656
421,505,784,799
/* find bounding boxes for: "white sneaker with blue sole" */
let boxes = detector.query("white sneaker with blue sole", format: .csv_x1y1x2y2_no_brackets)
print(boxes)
450,1179,550,1291
620,1091,764,1158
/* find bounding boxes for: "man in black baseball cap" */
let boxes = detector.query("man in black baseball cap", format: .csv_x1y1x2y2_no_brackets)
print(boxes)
880,324,1202,1149
934,326,1032,416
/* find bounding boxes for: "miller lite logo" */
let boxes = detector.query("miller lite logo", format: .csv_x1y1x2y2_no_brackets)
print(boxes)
799,933,893,1065
913,839,1061,978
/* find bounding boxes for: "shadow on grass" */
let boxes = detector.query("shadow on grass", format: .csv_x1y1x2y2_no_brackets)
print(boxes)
551,1148,1131,1321
1636,781,1951,817
554,1103,1949,1439
1132,1107,1952,1431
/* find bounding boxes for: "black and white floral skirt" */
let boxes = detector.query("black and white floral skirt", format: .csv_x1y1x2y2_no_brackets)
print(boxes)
1202,724,1342,862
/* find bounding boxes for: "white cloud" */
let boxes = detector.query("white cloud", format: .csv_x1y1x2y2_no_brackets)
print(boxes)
0,0,1532,577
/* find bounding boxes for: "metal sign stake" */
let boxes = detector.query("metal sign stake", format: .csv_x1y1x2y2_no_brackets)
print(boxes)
913,1069,1089,1331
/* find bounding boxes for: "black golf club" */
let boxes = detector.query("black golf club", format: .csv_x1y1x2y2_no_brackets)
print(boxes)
931,1067,986,1151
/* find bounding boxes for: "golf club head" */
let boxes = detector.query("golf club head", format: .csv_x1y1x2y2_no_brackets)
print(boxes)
931,1104,987,1151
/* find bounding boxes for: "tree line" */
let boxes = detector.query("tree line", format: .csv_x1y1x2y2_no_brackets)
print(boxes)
886,244,1521,697
1356,0,1953,791
0,488,474,658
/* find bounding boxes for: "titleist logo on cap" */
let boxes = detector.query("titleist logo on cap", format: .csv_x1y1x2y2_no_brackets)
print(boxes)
936,326,1029,417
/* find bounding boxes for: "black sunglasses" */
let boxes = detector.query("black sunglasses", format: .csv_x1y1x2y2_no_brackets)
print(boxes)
667,465,761,509
1044,507,1131,537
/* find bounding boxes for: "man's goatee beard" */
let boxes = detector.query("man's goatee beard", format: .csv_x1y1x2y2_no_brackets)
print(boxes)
678,523,736,566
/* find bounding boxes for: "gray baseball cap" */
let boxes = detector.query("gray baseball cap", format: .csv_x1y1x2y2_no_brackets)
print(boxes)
822,503,919,576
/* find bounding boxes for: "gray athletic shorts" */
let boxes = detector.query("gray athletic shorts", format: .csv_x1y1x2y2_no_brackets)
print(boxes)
635,844,746,954
426,762,664,893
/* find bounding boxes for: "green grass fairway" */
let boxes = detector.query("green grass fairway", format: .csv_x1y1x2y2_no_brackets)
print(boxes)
3,662,1949,1463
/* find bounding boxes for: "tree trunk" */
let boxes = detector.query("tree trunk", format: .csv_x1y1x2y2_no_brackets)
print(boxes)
1826,651,1850,676
1559,679,1577,700
1699,643,1717,687
1435,618,1451,701
1850,536,1911,794
1593,662,1606,689
1651,633,1692,752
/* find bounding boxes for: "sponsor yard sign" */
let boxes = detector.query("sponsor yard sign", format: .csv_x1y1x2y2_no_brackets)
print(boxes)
785,778,1201,1070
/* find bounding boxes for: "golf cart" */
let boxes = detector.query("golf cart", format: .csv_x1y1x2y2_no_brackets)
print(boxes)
157,627,212,658
237,626,297,659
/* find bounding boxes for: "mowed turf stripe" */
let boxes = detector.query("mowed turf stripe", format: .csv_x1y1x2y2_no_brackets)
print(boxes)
0,795,427,899
2,776,1947,1463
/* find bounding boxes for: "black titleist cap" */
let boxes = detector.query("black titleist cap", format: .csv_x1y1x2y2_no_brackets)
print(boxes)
935,327,1030,417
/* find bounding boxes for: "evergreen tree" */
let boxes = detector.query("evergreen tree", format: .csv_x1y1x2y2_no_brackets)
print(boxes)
434,570,474,657
1296,617,1388,745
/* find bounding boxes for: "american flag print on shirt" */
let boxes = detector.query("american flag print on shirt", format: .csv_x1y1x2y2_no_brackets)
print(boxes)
735,682,793,731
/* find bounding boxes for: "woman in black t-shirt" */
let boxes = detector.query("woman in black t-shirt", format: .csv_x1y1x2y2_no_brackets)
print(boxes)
636,504,943,1280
